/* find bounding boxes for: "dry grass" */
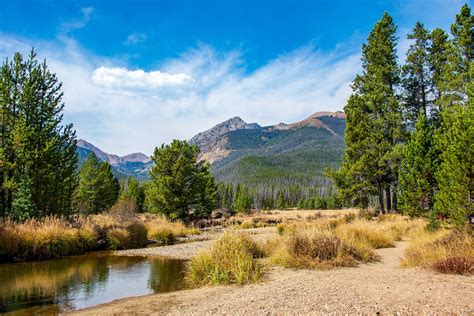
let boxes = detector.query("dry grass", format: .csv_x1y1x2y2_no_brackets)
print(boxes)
142,214,200,245
0,217,98,261
268,227,378,269
0,212,200,262
268,215,425,269
185,232,263,287
402,229,474,275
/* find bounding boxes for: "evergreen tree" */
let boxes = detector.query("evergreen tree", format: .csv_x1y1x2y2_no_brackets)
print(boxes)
121,177,145,212
73,153,118,214
195,163,218,218
432,4,473,226
146,140,217,219
232,185,253,213
398,112,437,216
276,191,285,209
330,13,403,212
402,22,433,125
97,162,120,211
0,50,78,219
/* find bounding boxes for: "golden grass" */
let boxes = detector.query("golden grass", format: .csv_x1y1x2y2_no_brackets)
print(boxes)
142,214,199,244
402,229,474,275
185,232,263,287
0,212,200,262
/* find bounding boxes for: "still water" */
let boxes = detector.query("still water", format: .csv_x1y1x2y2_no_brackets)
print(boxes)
0,254,186,315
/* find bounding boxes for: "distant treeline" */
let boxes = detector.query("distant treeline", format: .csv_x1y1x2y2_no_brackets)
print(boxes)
216,183,343,212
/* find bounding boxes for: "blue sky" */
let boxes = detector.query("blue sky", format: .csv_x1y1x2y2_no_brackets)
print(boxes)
0,0,470,155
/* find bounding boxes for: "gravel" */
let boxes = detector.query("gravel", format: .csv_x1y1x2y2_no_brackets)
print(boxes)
75,237,474,315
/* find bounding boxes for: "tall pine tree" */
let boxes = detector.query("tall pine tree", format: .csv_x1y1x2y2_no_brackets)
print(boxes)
330,13,403,212
433,4,473,226
0,50,77,219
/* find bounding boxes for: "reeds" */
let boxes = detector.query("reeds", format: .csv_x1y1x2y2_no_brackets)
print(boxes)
0,212,200,262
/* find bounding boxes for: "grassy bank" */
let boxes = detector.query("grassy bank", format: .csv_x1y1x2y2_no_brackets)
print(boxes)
0,213,199,262
185,212,431,286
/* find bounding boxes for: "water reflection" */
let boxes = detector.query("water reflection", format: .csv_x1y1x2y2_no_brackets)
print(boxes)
0,254,186,315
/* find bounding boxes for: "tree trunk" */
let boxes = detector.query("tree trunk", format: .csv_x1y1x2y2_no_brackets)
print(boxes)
378,187,385,214
385,188,392,213
392,185,398,212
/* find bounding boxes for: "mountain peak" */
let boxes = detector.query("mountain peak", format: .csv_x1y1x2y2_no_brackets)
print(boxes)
189,116,261,149
77,139,150,165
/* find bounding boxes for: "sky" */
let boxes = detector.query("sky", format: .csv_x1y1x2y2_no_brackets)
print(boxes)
0,0,470,155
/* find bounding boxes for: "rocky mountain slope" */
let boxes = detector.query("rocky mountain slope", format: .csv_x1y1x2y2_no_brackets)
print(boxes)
190,111,346,187
76,140,152,179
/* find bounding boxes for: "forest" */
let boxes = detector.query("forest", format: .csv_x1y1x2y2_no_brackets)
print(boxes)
0,4,471,228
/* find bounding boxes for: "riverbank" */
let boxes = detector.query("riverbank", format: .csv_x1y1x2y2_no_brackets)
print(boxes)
72,241,474,314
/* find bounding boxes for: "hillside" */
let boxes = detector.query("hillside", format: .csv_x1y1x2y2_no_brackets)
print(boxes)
77,111,346,185
76,140,152,180
190,111,346,189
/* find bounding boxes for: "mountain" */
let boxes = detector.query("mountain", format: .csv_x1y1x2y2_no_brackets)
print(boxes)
76,110,346,186
190,111,346,189
76,140,152,180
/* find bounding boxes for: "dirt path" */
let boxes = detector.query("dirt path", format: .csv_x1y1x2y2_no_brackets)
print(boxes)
73,241,474,315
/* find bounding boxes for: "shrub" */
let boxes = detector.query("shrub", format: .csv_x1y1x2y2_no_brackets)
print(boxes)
185,233,263,287
270,229,377,269
431,256,474,275
402,229,474,274
276,223,285,235
106,228,131,250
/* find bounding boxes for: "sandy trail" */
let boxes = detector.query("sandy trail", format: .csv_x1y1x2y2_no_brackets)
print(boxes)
73,240,474,315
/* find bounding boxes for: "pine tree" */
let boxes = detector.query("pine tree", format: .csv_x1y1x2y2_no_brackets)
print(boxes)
232,185,253,213
146,140,217,219
121,177,145,212
73,154,101,214
398,112,437,216
73,153,119,214
330,13,403,212
402,22,433,125
97,162,120,211
0,50,78,219
276,191,285,209
432,4,473,227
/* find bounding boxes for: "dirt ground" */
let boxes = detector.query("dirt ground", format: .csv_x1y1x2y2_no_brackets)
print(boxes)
74,236,474,315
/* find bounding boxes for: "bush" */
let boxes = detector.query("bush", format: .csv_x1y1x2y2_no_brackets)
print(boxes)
270,229,377,269
431,256,474,275
276,223,285,235
106,228,131,250
108,198,139,222
185,233,263,287
402,230,474,274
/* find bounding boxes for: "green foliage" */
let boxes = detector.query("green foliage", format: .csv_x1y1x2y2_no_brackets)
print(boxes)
399,113,437,217
232,185,253,213
402,22,434,125
146,140,217,219
0,50,78,219
120,177,145,212
433,104,473,226
10,177,34,222
73,153,119,214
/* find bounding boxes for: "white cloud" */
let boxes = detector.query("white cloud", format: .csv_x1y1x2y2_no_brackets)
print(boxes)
0,37,360,155
123,33,147,46
91,66,193,93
